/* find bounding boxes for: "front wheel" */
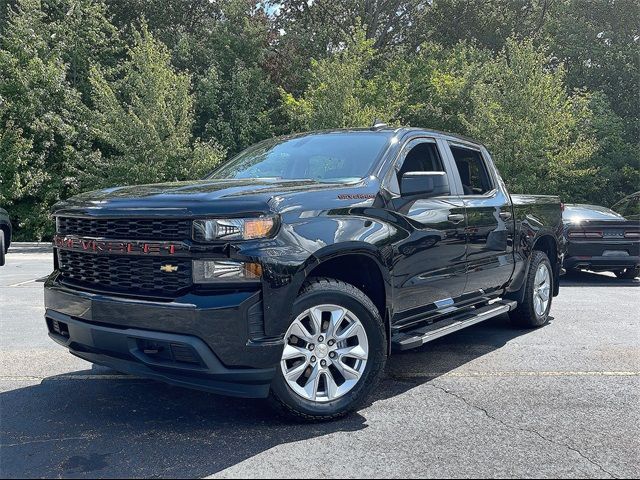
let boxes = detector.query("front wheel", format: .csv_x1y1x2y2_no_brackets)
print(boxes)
614,267,639,279
509,251,553,328
269,278,387,421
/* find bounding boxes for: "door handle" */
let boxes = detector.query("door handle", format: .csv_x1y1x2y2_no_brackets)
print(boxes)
448,213,465,223
499,211,512,220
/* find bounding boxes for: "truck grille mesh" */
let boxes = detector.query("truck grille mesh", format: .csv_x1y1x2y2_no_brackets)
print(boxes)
58,250,192,297
57,217,191,240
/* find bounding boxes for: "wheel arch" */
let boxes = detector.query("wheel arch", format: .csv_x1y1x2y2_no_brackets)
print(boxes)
532,233,560,297
294,245,392,353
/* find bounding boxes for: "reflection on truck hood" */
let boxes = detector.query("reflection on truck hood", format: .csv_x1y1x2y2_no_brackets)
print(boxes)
52,179,355,217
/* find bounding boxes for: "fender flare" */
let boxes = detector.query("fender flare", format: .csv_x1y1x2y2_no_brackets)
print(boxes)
291,241,392,300
286,242,393,351
507,232,561,303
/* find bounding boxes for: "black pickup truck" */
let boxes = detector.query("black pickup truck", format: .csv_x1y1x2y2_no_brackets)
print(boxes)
0,207,11,266
45,127,564,420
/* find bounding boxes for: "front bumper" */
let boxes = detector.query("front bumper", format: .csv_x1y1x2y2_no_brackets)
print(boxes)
44,273,284,398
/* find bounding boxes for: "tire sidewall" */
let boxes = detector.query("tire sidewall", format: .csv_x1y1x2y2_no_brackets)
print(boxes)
526,253,553,325
615,267,639,279
271,284,386,418
0,230,5,266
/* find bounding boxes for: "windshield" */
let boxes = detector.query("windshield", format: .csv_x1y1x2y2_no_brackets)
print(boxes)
207,132,392,182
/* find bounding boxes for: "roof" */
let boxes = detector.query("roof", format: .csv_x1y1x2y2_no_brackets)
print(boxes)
290,126,486,148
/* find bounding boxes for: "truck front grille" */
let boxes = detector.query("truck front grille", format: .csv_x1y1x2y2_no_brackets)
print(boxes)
57,250,192,297
57,217,191,240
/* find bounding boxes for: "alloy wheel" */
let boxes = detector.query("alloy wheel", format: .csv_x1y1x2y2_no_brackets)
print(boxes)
533,263,551,317
280,304,369,403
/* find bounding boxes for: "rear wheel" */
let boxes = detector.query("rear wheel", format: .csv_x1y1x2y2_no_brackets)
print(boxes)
614,267,640,279
0,230,5,266
509,251,553,328
269,278,386,421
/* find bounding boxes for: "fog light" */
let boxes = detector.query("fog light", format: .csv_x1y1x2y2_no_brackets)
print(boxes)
192,260,262,283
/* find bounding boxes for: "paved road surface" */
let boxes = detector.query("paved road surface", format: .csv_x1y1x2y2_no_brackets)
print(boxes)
1,245,638,478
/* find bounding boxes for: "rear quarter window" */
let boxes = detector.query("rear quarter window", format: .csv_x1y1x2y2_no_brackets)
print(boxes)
450,146,493,195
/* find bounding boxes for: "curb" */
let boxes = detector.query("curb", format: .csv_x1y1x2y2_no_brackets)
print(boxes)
11,242,51,247
8,242,51,253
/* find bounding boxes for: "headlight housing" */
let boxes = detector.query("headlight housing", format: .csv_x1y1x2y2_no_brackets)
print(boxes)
192,260,262,283
192,216,277,242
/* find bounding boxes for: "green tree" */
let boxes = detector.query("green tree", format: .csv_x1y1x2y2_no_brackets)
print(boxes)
282,30,404,130
1,0,639,241
88,24,224,188
273,0,433,53
399,42,491,133
270,0,434,93
104,0,279,155
462,39,597,198
546,0,640,131
0,0,96,240
427,0,553,51
578,92,640,206
196,61,275,155
43,0,122,102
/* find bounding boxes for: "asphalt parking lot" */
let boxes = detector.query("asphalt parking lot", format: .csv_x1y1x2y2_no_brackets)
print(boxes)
1,245,638,479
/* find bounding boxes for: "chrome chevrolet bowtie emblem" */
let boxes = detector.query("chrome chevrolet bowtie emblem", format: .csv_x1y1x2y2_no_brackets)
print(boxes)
160,264,179,273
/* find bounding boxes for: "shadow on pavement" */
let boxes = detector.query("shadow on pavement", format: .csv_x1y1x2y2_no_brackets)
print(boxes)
560,269,639,287
0,314,535,478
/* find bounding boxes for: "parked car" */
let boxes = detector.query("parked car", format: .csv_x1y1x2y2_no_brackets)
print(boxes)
0,207,11,266
563,204,640,278
44,127,564,420
612,191,640,221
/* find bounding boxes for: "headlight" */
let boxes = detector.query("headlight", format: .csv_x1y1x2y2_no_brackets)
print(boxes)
193,216,277,242
193,260,262,283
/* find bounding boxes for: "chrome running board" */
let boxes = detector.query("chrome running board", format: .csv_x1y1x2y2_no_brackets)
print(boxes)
391,300,518,351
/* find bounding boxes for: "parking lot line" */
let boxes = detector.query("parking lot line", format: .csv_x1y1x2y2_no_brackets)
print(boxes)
7,279,37,287
3,370,638,384
393,370,640,379
2,375,140,382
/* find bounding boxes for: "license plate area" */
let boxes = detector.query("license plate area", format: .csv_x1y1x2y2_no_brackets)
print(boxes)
602,250,629,257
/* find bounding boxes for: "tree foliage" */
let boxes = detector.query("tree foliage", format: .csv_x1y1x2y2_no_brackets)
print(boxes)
461,39,598,198
88,24,223,187
0,0,96,238
281,30,405,130
0,0,638,240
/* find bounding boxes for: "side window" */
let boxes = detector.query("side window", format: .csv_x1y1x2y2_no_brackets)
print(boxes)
397,142,445,181
450,146,493,195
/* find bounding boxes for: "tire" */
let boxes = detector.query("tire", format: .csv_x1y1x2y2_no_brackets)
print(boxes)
269,277,387,421
614,267,640,279
509,251,553,328
0,230,5,266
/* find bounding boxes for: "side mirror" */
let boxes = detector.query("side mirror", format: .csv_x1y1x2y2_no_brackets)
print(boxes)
400,171,449,197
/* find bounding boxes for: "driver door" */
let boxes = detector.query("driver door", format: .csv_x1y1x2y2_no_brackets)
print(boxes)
386,138,467,327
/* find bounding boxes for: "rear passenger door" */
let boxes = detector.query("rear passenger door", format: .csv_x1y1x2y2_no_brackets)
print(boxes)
446,143,515,297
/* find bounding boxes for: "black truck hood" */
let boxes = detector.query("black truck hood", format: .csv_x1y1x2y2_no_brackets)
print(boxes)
52,179,351,217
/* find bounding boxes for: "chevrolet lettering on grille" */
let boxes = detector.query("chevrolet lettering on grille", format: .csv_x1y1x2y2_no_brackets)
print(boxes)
53,235,189,256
